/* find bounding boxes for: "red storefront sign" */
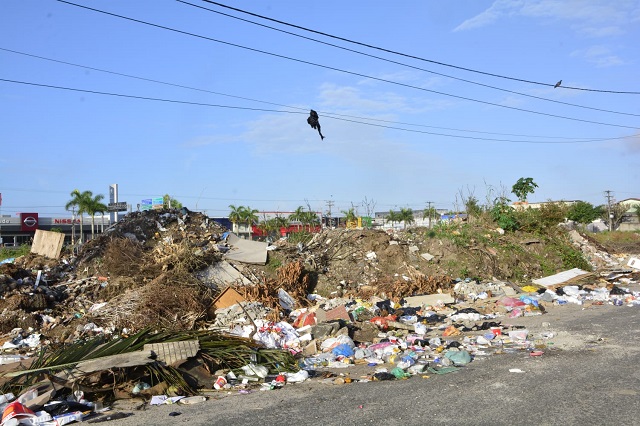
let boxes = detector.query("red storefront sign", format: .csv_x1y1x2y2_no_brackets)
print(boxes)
20,213,39,232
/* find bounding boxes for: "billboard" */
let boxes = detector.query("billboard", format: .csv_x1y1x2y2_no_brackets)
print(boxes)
141,198,164,211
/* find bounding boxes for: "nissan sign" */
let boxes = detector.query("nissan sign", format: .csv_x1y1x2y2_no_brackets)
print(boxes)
20,213,39,232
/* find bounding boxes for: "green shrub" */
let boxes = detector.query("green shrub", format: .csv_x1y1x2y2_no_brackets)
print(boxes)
287,230,314,245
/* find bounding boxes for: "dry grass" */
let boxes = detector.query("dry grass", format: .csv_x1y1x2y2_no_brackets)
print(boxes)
90,271,214,331
589,231,640,254
236,260,312,310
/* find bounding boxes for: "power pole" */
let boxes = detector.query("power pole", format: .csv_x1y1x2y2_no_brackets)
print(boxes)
605,190,614,232
426,201,433,229
326,199,334,228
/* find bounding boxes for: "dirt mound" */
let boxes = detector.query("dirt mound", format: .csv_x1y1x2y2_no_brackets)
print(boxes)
0,210,629,341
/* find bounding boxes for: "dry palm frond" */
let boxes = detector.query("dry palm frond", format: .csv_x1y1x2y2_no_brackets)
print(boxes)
0,329,297,396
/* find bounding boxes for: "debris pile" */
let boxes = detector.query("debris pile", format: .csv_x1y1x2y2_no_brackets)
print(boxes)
0,209,639,424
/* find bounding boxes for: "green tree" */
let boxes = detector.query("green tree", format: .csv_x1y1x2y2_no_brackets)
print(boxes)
228,204,246,233
399,207,415,229
341,208,357,224
84,192,108,239
302,211,320,230
65,189,91,244
257,218,275,239
274,215,289,234
464,196,482,222
385,210,400,228
163,194,183,209
512,177,538,203
602,203,630,231
490,196,519,231
566,201,603,224
288,206,306,231
241,206,259,239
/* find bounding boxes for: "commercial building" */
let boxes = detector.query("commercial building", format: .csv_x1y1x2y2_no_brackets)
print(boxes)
0,213,112,247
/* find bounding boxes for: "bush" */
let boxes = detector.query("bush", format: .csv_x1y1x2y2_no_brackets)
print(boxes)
490,199,519,231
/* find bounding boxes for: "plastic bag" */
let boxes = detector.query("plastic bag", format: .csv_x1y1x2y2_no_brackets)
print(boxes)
278,289,295,311
240,363,268,378
444,349,472,365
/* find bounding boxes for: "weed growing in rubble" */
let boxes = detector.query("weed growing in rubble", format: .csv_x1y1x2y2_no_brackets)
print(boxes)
267,256,282,271
550,242,591,271
287,230,314,245
490,198,519,231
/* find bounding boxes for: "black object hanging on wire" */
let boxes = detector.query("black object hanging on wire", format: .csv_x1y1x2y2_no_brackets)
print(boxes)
307,109,325,140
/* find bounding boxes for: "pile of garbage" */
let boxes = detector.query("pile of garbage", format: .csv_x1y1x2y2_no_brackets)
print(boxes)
1,208,639,424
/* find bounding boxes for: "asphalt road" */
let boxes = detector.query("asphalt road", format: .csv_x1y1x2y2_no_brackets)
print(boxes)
101,301,640,426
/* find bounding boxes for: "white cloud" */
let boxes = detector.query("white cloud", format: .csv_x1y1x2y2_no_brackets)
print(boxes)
317,83,459,115
454,0,639,37
570,45,625,67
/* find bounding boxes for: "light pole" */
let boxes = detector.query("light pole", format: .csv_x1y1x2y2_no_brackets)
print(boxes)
71,207,76,245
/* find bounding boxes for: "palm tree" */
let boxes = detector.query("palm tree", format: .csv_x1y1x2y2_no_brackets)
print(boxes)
399,208,415,229
241,206,259,239
85,193,108,239
66,189,91,244
228,205,245,234
289,206,306,232
303,211,320,231
274,215,289,237
342,208,357,227
385,210,400,229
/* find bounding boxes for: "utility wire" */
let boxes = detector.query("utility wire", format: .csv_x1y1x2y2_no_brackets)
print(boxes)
179,0,639,117
0,77,632,144
2,47,625,141
201,0,640,95
54,1,640,130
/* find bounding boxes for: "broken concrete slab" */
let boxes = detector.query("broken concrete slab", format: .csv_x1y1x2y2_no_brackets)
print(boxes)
311,322,340,340
224,233,268,265
404,293,455,307
628,257,640,270
532,268,591,287
352,321,379,344
74,350,155,373
198,261,253,287
421,252,435,261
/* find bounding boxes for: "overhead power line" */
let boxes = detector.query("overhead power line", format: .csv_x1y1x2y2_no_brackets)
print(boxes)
178,0,639,117
1,77,634,144
54,1,640,130
2,47,628,141
200,0,640,95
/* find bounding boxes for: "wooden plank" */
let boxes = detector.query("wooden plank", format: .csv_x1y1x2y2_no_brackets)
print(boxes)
31,229,65,259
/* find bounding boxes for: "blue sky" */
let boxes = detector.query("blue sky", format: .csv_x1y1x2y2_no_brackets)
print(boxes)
1,0,639,219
